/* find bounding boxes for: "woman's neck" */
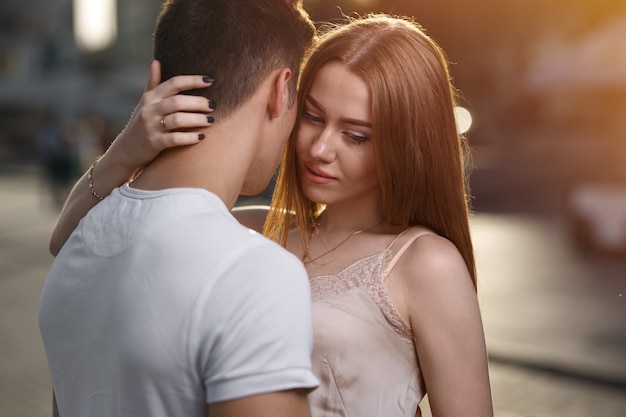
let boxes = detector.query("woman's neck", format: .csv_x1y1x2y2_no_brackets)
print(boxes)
315,202,383,235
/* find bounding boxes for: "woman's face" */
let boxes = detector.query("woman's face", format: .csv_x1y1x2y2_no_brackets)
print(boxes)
295,61,380,207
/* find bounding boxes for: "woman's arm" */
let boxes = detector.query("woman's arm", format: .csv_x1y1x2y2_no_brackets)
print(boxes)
231,206,270,233
49,60,215,255
52,391,59,417
390,234,494,417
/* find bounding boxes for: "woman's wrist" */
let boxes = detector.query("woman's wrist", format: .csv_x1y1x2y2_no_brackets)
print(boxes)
88,156,105,200
88,146,139,200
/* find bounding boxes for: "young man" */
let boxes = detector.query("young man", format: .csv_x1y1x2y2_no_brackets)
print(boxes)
38,1,317,416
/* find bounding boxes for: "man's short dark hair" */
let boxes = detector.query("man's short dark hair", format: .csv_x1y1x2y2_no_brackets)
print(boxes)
154,0,315,118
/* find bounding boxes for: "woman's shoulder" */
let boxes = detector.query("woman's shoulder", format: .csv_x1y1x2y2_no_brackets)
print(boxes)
391,226,471,291
385,226,477,339
389,225,455,259
231,205,270,233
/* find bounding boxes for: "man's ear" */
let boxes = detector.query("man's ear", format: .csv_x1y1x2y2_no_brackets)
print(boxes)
269,68,293,118
145,60,162,92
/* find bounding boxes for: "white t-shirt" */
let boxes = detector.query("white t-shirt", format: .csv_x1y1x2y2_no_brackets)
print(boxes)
39,184,318,417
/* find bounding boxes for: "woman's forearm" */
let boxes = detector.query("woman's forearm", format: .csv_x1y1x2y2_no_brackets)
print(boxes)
49,148,137,256
49,62,214,256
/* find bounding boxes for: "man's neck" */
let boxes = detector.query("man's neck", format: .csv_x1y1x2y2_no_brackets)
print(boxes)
130,122,257,210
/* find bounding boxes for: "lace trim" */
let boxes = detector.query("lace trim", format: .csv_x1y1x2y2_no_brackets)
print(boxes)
309,250,413,342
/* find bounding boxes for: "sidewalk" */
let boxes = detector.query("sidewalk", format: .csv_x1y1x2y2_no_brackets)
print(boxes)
472,213,626,387
1,167,625,417
0,168,58,417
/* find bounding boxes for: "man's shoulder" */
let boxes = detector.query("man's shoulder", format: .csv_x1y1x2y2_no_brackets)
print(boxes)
230,232,306,275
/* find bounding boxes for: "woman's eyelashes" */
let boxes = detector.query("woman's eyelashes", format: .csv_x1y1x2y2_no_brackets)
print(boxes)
302,110,370,144
345,131,369,143
302,109,323,123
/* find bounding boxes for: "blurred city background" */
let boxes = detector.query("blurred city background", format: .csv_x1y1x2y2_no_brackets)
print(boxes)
1,0,625,416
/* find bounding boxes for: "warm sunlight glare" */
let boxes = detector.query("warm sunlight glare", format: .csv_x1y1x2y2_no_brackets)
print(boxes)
306,0,380,6
73,0,117,52
352,0,380,6
454,106,473,135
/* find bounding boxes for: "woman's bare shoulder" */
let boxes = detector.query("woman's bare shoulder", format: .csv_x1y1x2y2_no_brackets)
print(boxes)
231,205,270,232
393,228,473,297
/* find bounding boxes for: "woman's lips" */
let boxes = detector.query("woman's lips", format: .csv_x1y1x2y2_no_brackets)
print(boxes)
303,162,336,185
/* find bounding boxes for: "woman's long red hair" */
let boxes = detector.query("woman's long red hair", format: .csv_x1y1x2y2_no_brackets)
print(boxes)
264,14,476,288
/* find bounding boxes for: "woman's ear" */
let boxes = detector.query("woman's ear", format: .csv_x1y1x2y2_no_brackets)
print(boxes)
269,68,293,118
145,60,162,91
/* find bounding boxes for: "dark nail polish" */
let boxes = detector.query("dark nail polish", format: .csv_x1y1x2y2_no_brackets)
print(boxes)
207,116,215,123
208,101,216,109
198,133,205,140
202,76,214,83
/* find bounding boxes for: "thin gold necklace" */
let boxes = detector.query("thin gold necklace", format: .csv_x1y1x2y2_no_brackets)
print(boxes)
302,223,379,264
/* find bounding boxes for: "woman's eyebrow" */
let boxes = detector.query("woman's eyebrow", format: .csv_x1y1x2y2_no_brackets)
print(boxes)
306,95,372,128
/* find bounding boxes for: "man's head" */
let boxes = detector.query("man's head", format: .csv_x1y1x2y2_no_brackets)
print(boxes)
153,0,315,119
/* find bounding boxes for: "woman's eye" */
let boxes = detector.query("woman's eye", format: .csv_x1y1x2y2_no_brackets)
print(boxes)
302,110,323,123
345,131,369,143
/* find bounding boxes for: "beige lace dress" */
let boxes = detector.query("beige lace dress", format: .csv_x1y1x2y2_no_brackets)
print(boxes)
307,229,431,417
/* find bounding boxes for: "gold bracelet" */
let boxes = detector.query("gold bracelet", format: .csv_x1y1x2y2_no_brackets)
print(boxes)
88,156,105,201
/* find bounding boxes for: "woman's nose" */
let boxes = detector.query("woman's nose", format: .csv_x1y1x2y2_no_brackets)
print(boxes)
309,127,335,162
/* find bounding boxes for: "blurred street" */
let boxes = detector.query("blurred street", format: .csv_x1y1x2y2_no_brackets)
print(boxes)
1,166,625,417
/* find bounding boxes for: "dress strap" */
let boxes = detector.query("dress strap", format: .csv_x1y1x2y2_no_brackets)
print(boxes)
384,228,412,251
382,229,435,279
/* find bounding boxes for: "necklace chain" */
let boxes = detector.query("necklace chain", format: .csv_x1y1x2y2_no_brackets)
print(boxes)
302,222,381,264
302,229,364,264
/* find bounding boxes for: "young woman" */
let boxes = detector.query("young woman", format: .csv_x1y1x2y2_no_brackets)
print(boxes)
50,14,493,417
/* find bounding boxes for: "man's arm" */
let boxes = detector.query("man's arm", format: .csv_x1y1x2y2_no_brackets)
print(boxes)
208,389,311,417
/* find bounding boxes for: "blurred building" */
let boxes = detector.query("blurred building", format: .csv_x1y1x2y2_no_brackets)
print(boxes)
1,0,625,217
0,0,160,164
524,17,626,184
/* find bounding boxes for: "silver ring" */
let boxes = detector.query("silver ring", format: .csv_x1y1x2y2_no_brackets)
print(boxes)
160,117,168,131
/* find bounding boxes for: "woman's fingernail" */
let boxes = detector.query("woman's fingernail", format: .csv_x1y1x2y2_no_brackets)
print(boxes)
198,134,205,140
208,101,216,109
202,76,214,83
207,116,215,123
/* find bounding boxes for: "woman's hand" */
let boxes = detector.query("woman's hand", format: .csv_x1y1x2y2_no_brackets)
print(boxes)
49,60,214,256
108,59,216,174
